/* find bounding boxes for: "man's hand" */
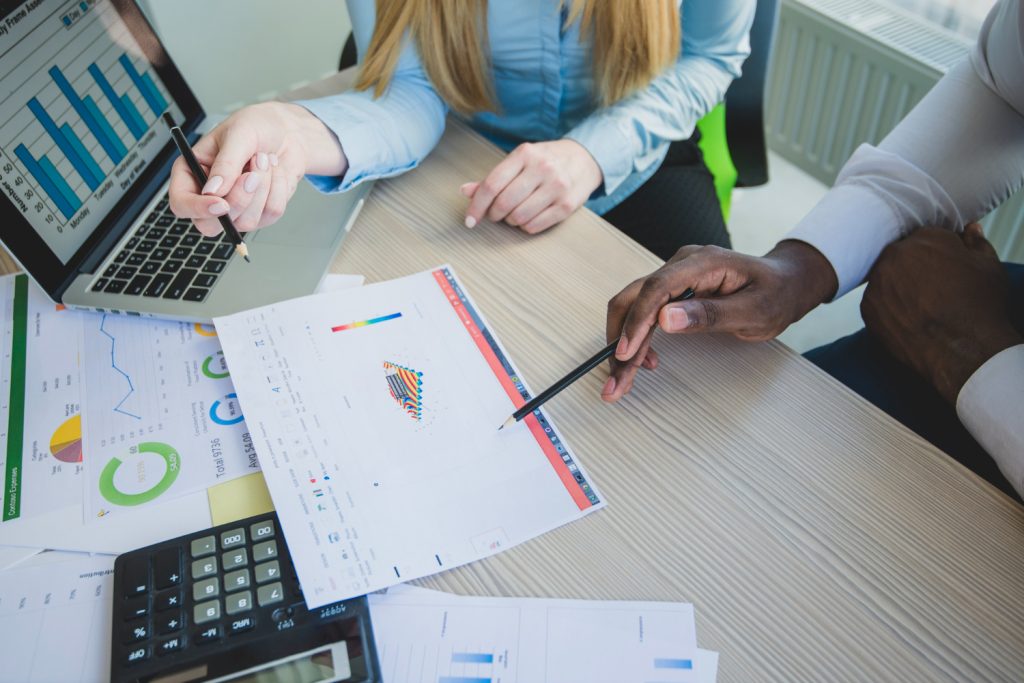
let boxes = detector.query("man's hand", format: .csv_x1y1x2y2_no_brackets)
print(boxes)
460,140,602,234
603,240,839,402
861,224,1022,404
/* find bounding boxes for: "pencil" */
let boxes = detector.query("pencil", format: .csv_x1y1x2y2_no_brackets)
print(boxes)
498,287,695,430
161,113,250,263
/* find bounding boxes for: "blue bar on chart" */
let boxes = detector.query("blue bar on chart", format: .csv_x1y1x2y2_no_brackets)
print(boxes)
83,96,126,161
118,54,167,116
47,66,124,165
13,144,79,219
654,658,693,670
439,678,492,683
26,97,102,190
451,653,494,664
88,63,145,140
59,123,104,184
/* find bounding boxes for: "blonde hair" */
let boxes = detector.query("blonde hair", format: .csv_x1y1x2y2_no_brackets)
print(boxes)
355,0,681,114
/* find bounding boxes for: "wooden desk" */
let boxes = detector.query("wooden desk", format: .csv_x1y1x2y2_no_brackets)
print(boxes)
5,72,1019,681
287,71,1024,682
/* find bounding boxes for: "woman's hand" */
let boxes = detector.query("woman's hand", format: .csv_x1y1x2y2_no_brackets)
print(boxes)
602,240,839,402
461,140,602,234
168,102,346,236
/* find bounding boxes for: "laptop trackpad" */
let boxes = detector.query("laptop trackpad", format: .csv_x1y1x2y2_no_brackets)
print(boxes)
250,183,360,247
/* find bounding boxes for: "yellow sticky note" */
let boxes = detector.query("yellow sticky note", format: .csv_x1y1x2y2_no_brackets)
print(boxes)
207,473,275,525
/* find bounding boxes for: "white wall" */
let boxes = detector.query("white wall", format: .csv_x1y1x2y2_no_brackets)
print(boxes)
138,1,352,113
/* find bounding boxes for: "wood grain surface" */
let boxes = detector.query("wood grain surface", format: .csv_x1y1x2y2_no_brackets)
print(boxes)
286,72,1024,682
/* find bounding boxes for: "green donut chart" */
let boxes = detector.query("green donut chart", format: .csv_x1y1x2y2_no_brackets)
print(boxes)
202,351,231,379
98,441,181,506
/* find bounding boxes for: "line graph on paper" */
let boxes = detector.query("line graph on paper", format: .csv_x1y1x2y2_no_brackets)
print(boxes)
99,315,141,419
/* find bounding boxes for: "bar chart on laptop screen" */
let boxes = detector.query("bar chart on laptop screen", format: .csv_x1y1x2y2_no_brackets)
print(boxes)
0,0,183,264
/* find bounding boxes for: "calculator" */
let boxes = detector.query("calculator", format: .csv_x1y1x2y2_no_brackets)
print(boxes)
110,512,380,683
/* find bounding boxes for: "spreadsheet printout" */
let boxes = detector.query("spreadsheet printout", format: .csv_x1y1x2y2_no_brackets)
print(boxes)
215,266,605,607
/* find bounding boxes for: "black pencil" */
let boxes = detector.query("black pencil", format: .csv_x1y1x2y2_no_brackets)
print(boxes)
498,287,695,430
161,113,250,263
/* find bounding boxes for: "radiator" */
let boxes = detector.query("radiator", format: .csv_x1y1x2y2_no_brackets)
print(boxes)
766,0,1024,261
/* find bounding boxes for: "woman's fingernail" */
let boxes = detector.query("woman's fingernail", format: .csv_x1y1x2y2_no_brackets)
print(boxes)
244,173,260,193
664,306,689,331
269,153,279,167
465,215,477,229
602,376,617,395
615,336,629,357
257,152,269,171
202,175,224,195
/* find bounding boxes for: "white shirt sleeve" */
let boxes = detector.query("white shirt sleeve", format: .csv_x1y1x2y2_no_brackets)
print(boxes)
786,0,1024,298
956,346,1024,499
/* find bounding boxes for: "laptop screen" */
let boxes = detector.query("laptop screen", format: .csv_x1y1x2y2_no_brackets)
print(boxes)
0,0,199,293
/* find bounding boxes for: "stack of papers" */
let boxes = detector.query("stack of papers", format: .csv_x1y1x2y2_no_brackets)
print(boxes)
370,585,719,683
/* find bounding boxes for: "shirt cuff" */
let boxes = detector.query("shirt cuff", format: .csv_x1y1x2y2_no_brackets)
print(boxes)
564,118,638,198
956,344,1024,498
785,184,902,299
295,98,418,194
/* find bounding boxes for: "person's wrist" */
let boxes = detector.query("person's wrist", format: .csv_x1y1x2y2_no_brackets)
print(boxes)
561,139,603,195
937,324,1023,404
274,102,346,177
766,239,839,320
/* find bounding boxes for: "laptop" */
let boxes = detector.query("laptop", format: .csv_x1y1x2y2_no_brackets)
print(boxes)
0,0,370,321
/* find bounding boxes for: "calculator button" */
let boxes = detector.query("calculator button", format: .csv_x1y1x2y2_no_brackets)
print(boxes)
156,610,184,635
225,591,253,615
225,569,251,592
123,619,150,644
228,615,255,635
250,520,275,541
257,582,284,607
124,646,150,667
222,548,248,569
153,547,182,589
193,600,221,624
122,557,149,598
155,590,183,612
190,536,216,558
124,596,149,620
220,528,246,550
157,636,184,656
195,625,221,645
191,557,218,579
254,561,281,584
253,540,278,563
192,578,220,601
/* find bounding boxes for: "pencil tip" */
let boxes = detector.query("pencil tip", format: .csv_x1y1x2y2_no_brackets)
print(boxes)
243,255,251,263
498,416,516,431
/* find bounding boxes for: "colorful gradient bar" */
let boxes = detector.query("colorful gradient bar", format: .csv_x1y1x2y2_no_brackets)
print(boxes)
452,653,493,664
331,312,402,333
439,678,491,683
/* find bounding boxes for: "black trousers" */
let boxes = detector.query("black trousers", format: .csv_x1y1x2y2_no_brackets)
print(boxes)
804,262,1024,503
601,135,731,261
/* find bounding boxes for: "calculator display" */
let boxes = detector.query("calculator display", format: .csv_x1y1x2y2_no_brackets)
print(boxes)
150,642,353,683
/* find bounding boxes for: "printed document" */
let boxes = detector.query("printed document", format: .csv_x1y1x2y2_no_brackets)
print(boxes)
215,266,604,607
369,585,715,683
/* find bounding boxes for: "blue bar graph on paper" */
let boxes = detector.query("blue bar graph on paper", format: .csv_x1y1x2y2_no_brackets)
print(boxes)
83,96,126,162
118,54,167,116
653,658,693,670
452,653,494,664
13,144,78,219
26,97,101,190
88,63,145,140
47,65,122,166
438,678,492,683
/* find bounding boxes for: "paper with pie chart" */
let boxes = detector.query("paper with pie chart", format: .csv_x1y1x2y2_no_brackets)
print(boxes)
215,266,604,607
0,274,83,526
80,315,259,521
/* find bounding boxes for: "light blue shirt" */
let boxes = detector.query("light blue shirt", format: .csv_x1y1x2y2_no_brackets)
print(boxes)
299,0,755,214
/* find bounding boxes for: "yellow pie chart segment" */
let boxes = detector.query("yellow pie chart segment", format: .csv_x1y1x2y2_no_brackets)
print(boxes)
50,414,83,463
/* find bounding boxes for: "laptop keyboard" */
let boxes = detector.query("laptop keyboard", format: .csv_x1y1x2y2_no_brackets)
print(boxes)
90,195,238,303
